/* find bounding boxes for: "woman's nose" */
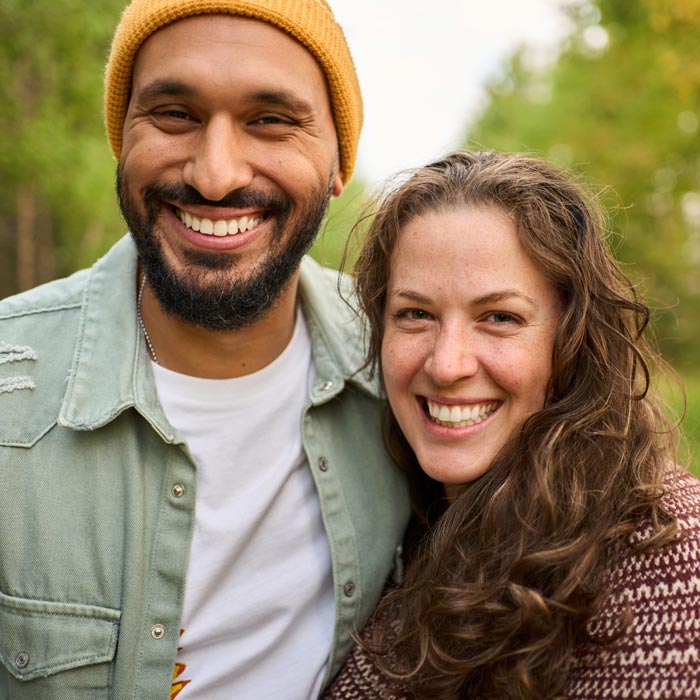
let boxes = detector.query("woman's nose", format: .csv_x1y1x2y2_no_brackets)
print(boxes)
424,325,479,386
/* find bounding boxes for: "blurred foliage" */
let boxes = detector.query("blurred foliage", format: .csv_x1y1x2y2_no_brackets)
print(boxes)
683,372,700,474
0,0,125,297
463,0,700,373
313,177,369,273
659,366,700,474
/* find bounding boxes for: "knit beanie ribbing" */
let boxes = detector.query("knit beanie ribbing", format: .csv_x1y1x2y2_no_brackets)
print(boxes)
104,0,362,183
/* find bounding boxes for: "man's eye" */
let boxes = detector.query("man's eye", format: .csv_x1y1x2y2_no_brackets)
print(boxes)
252,115,296,126
154,109,193,120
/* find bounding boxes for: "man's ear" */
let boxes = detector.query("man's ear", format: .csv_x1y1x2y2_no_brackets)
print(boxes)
332,171,344,198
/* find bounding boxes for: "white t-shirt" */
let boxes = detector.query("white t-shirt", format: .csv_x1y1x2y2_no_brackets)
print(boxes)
152,310,334,699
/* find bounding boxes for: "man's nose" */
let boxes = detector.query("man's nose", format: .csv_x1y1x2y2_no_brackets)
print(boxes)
183,117,255,202
424,324,479,387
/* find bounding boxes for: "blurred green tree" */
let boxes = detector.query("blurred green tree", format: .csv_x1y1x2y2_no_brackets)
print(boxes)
312,177,369,271
464,0,700,369
0,0,127,298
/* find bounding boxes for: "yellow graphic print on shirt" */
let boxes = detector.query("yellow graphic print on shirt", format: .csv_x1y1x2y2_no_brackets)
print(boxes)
171,629,191,699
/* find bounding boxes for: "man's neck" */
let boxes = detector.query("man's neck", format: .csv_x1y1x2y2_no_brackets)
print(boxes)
137,271,301,379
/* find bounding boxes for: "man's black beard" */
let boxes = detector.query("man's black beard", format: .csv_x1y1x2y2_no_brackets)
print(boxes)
116,166,333,332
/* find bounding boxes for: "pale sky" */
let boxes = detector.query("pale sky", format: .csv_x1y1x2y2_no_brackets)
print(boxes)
329,0,573,186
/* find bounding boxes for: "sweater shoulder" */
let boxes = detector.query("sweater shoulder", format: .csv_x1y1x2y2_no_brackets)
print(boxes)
567,470,700,697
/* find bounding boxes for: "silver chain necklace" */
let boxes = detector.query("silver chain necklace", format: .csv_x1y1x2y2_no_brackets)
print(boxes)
137,275,160,365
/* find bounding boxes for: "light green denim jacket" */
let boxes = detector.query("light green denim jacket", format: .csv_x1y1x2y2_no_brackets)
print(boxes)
0,236,410,700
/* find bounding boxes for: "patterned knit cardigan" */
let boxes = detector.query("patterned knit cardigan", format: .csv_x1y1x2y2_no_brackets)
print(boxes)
326,471,700,699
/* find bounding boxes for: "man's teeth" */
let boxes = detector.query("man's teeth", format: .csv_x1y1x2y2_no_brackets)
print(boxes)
177,209,263,236
426,400,498,427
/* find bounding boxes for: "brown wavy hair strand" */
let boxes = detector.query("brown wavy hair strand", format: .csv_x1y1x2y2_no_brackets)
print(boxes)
352,152,678,699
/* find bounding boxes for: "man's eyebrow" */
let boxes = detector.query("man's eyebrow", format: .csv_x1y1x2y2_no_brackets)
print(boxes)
135,79,197,103
247,90,315,114
133,83,315,115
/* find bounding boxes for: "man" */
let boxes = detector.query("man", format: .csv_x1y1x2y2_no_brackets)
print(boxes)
0,1,409,698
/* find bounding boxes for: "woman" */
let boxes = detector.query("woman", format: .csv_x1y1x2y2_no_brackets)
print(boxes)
327,151,700,699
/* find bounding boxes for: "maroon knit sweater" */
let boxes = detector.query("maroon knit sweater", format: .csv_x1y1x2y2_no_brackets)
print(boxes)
326,471,700,699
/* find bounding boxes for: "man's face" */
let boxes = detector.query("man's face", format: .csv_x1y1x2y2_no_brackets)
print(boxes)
118,14,343,331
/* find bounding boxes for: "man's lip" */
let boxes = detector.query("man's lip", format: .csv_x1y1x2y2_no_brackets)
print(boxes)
172,205,268,238
165,205,269,251
166,201,267,219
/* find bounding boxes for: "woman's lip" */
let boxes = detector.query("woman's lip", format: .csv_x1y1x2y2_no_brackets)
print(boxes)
419,407,498,437
422,395,498,405
417,396,501,432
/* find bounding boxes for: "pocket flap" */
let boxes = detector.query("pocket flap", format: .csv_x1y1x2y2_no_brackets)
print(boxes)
0,590,121,681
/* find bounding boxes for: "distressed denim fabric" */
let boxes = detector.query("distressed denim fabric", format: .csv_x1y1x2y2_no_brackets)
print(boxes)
0,236,410,700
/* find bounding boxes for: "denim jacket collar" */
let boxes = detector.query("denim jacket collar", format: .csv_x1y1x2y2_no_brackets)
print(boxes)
58,236,377,437
58,236,175,440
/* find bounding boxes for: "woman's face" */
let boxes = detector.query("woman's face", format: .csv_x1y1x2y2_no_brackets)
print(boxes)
381,205,562,498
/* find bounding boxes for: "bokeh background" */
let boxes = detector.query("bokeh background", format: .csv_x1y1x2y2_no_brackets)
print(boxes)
1,0,698,466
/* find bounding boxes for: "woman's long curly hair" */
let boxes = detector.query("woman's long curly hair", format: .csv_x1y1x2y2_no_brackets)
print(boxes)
352,151,679,699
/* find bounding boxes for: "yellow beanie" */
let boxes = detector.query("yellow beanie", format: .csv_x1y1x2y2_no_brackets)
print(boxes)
104,0,362,183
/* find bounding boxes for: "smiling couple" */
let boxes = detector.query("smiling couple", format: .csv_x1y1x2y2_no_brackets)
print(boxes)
1,1,698,699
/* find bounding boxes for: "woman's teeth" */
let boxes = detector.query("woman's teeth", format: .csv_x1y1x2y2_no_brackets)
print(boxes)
177,208,263,236
426,400,498,427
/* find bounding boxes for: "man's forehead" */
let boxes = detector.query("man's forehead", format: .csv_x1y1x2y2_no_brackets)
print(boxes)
129,14,331,112
132,14,326,87
136,14,317,64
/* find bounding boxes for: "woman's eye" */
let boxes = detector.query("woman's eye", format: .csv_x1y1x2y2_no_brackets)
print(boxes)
486,312,521,324
395,308,430,321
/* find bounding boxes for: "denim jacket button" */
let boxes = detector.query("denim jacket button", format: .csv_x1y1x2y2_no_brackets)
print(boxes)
171,484,185,498
151,624,166,640
343,582,355,597
15,651,29,669
319,381,334,392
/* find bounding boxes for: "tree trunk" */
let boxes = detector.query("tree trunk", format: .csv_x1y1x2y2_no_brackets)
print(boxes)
16,187,37,292
37,199,56,285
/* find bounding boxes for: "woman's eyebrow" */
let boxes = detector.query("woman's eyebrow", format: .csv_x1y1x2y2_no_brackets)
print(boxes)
471,290,538,307
389,289,538,307
388,289,432,304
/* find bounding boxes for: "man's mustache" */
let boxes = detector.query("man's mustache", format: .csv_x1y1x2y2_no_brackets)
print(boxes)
143,182,291,213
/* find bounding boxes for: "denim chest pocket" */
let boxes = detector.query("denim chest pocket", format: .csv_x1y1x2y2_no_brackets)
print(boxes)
0,590,120,700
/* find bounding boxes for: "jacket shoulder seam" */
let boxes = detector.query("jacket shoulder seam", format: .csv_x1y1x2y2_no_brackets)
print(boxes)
0,302,83,321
